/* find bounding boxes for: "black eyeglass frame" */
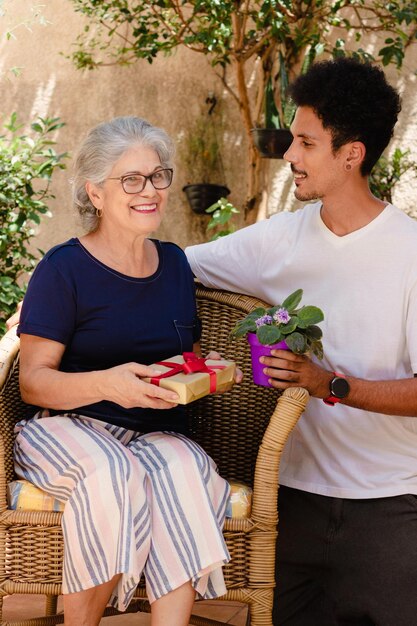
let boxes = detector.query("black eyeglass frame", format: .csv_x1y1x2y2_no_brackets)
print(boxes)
106,168,174,194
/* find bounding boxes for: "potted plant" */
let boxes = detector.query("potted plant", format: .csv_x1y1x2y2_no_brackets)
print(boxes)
251,76,294,159
251,49,320,159
205,197,240,241
231,289,324,387
181,102,230,214
369,147,417,205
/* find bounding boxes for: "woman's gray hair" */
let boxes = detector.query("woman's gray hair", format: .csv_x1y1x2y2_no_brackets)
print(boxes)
72,116,175,232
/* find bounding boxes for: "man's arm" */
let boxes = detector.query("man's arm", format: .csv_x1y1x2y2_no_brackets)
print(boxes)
261,350,417,417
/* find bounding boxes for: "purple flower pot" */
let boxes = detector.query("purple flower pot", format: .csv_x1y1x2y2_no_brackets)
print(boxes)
247,332,289,387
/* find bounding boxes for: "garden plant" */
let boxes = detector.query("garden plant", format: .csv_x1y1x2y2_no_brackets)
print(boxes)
69,0,417,214
0,114,68,334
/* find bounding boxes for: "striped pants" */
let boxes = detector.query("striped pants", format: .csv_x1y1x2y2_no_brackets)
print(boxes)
14,414,230,611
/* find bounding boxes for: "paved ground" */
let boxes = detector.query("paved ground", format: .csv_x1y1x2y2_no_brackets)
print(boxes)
3,594,249,624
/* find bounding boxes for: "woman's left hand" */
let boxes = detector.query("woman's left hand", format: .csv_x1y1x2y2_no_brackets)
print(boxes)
206,350,244,385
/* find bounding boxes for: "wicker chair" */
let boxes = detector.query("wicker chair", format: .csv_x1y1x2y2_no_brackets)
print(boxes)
0,283,309,626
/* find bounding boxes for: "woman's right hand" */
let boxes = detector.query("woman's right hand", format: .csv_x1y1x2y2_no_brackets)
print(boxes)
99,362,179,409
19,334,179,411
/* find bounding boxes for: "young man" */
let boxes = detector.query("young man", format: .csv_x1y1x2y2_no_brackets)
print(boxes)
186,58,417,625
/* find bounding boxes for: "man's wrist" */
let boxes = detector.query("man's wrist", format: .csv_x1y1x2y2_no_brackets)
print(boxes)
323,372,350,406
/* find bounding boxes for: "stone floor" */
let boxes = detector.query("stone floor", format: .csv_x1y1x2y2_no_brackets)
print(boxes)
3,594,249,624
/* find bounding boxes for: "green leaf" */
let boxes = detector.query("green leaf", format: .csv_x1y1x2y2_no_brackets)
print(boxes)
281,289,303,312
232,318,258,337
257,324,282,345
285,332,307,354
265,77,281,129
305,325,323,340
248,307,268,319
279,316,298,335
297,305,324,327
310,341,324,360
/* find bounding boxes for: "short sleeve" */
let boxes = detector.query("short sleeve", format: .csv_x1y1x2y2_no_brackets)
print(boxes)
406,275,417,374
18,257,76,345
185,211,296,299
185,219,269,294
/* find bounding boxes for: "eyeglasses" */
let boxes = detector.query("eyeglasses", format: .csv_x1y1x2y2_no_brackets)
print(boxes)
106,168,174,194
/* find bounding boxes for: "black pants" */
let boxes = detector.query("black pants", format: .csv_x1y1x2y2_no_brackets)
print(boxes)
273,486,417,626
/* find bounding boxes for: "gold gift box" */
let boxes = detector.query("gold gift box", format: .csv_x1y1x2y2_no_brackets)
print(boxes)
144,354,236,404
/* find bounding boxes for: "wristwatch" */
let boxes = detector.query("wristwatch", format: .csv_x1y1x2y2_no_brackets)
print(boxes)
323,372,350,406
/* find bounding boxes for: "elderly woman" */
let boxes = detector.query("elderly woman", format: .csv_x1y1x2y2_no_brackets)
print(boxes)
15,117,231,626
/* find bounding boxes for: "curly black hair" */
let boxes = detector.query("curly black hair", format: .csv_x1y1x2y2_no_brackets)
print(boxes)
288,57,401,176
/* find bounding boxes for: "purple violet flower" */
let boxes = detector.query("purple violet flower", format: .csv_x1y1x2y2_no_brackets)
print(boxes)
255,314,273,327
273,308,290,324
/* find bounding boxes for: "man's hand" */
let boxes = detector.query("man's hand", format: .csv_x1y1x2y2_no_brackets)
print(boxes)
260,349,331,398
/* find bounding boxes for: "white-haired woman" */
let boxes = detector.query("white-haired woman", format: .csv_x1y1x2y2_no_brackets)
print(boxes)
15,117,231,626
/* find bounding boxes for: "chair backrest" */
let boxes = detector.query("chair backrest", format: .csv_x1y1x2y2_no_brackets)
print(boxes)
0,283,280,487
0,329,25,484
187,283,280,486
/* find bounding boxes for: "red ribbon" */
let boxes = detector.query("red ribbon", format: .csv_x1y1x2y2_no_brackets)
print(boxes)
150,352,225,393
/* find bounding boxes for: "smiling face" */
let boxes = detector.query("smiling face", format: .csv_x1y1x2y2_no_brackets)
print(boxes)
284,106,350,203
87,144,169,238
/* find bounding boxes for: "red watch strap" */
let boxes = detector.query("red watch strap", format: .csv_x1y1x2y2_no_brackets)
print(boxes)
323,395,342,405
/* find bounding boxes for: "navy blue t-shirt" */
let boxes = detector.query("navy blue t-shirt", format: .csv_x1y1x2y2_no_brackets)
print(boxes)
18,238,201,433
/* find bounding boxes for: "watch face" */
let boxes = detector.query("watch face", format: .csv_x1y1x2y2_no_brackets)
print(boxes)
331,376,350,399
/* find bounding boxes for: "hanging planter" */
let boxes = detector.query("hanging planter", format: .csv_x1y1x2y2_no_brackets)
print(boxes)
183,183,230,215
251,72,294,159
251,128,293,159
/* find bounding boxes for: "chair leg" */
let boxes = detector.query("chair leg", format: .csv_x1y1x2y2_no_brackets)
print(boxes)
45,595,58,616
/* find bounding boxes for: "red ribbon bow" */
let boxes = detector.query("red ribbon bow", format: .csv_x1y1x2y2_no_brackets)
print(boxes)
150,352,225,393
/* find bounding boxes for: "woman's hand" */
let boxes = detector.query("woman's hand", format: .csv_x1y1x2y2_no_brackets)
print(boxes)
19,334,179,410
100,362,179,409
206,350,244,385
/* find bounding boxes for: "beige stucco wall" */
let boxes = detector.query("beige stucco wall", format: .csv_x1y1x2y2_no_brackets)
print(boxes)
0,0,247,253
1,1,417,257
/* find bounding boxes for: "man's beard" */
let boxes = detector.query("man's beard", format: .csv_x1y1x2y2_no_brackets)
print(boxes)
294,188,320,202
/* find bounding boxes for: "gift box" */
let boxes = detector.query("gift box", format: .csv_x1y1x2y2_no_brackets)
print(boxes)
144,352,236,404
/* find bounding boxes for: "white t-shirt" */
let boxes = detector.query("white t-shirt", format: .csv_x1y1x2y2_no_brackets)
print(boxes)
186,202,417,498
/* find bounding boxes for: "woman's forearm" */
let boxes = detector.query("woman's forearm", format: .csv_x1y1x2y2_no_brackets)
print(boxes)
20,366,107,409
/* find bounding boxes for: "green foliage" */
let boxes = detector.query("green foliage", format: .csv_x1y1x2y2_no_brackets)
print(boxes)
69,1,417,103
205,197,240,241
69,1,417,70
264,48,319,129
369,148,417,204
68,0,417,208
0,114,68,334
0,3,49,79
265,78,282,129
231,288,325,359
180,109,225,184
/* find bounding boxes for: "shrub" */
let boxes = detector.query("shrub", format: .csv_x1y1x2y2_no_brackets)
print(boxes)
0,114,68,334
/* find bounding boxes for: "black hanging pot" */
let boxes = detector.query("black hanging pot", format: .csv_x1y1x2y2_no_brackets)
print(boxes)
251,128,293,159
183,183,230,214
